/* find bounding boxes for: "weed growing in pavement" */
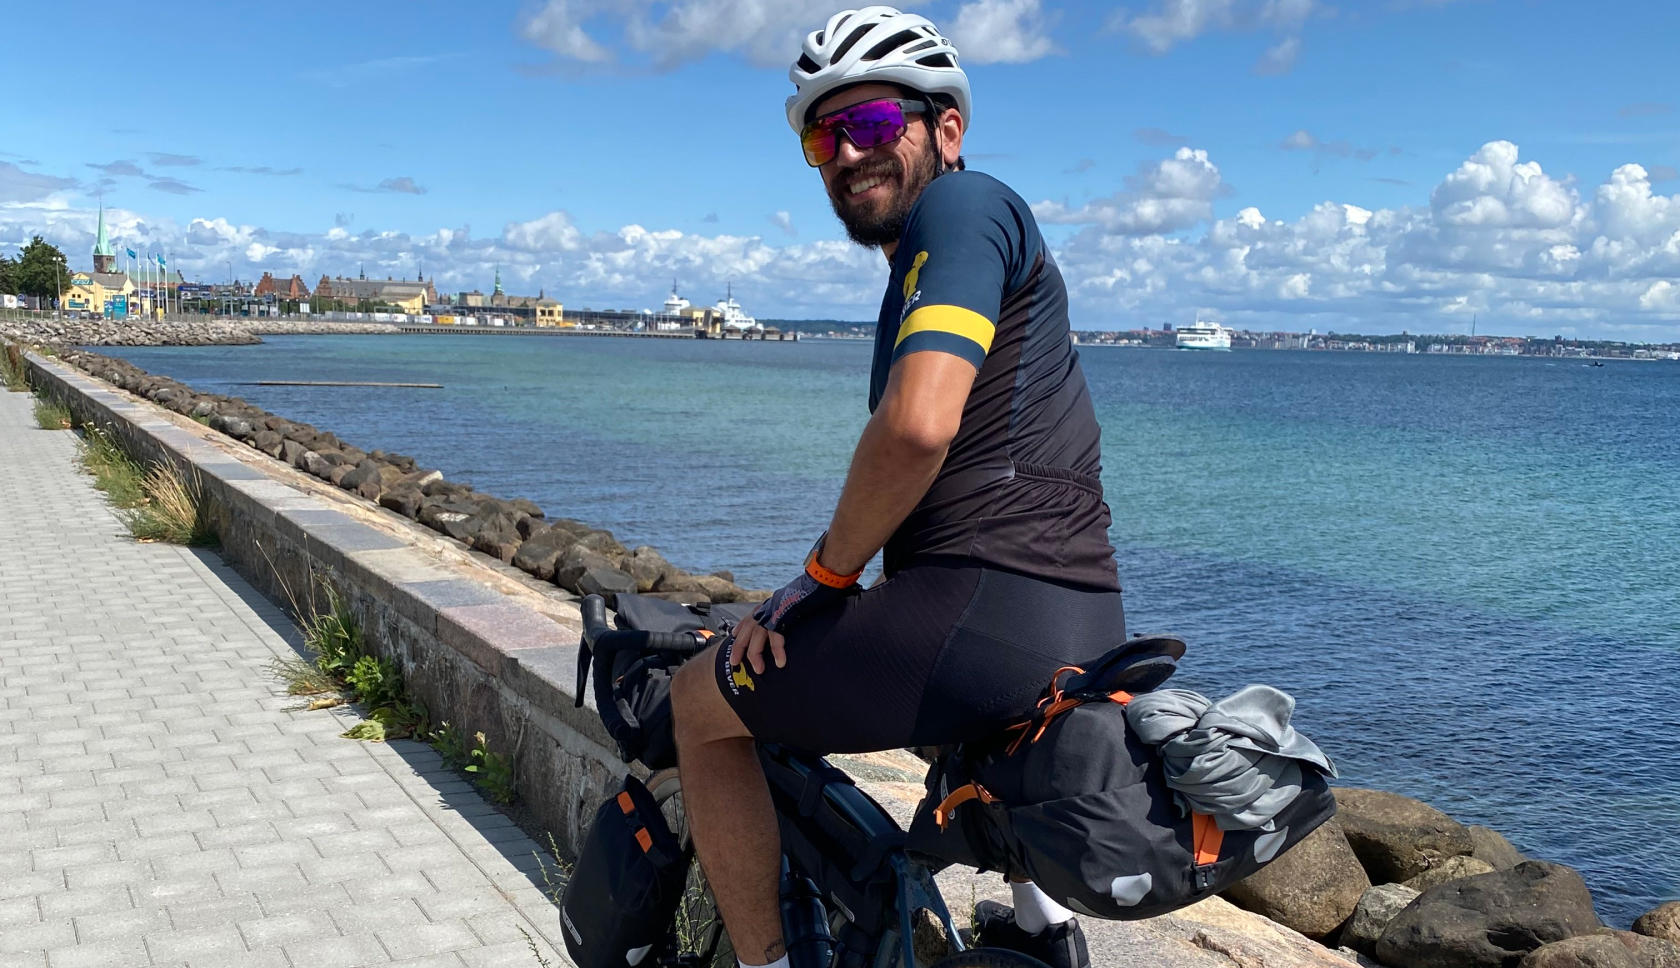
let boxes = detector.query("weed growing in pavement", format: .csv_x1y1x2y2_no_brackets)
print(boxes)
269,655,339,697
533,832,572,905
465,731,518,805
1,343,29,391
78,428,146,508
431,721,472,770
517,925,555,968
31,394,70,429
125,462,218,546
305,581,361,677
345,655,403,708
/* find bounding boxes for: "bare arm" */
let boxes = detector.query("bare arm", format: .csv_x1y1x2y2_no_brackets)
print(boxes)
734,350,978,672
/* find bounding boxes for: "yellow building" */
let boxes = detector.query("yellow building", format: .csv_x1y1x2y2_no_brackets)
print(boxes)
63,271,136,316
534,299,565,326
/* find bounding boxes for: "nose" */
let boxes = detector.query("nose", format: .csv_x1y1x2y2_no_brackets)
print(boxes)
833,134,874,168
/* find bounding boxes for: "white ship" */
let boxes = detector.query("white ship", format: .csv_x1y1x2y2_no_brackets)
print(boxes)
714,284,758,333
1175,319,1232,351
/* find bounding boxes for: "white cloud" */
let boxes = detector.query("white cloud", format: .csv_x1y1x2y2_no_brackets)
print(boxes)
768,211,796,236
9,140,1680,338
1110,0,1318,73
1034,147,1224,235
519,0,1060,71
947,0,1060,65
0,162,79,204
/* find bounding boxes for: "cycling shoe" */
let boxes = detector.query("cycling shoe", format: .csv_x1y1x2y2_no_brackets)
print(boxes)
972,900,1090,968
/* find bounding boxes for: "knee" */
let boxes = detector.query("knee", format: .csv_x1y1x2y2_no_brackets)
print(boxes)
671,646,747,748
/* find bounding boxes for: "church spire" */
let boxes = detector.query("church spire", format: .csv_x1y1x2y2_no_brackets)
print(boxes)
92,202,115,273
493,264,503,296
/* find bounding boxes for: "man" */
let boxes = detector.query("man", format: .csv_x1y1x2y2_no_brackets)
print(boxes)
670,8,1125,968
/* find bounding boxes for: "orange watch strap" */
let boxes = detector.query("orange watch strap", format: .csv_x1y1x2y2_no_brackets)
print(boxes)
804,544,862,589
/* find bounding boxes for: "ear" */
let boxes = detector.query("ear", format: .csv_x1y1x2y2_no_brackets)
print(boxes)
936,108,964,169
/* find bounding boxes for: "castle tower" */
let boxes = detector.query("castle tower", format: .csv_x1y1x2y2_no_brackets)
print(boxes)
493,265,503,296
92,202,116,274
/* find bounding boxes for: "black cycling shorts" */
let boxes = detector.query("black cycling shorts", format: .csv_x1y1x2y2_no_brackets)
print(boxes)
714,560,1126,754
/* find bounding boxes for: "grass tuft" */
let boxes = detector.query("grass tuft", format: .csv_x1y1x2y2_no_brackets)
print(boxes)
268,654,340,697
1,343,28,392
78,427,147,508
32,395,72,430
125,462,218,546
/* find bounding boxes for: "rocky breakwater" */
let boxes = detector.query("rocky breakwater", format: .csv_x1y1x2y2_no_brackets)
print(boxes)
58,348,765,606
0,315,400,347
1219,787,1680,967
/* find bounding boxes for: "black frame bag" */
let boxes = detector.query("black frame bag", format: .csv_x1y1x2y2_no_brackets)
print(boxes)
561,775,691,968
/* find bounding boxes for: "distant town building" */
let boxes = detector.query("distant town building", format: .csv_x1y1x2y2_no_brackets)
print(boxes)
254,272,311,300
64,270,136,316
314,271,437,314
534,297,565,326
92,203,117,274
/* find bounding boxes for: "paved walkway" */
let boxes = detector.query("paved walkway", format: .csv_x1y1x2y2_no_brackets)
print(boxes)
0,386,570,968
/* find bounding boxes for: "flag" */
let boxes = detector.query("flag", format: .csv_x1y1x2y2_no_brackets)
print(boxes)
126,247,137,259
156,254,167,267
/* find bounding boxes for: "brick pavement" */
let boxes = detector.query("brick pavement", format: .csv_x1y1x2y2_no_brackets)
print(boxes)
0,386,570,968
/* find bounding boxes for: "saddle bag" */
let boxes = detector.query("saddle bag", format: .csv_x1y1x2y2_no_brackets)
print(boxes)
561,775,691,968
574,595,755,770
905,636,1337,921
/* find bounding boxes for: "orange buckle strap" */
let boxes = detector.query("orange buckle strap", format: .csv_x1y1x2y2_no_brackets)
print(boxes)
1192,813,1224,866
933,782,996,830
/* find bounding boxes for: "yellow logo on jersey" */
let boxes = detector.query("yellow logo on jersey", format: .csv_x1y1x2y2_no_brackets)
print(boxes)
902,250,929,300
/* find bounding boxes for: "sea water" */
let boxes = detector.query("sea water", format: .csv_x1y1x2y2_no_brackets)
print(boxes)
111,335,1680,925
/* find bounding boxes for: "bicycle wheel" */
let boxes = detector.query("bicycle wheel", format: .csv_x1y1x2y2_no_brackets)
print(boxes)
928,949,1054,968
647,769,735,968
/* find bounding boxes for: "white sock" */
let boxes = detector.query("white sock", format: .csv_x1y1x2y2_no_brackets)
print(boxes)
1010,879,1075,935
738,955,790,968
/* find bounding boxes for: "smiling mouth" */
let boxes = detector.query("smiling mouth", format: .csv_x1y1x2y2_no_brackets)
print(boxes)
844,170,895,198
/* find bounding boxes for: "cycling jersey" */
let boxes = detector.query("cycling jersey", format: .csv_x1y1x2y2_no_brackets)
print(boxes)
870,171,1119,591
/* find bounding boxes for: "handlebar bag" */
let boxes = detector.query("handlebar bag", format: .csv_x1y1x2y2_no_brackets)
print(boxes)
577,595,756,770
561,774,691,968
905,637,1337,921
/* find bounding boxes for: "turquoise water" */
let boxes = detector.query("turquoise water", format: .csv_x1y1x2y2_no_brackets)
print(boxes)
112,335,1680,925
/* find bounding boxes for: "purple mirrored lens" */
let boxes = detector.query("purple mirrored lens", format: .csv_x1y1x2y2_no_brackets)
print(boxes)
801,99,909,165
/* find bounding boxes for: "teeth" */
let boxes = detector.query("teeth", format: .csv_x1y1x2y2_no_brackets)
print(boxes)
849,176,884,195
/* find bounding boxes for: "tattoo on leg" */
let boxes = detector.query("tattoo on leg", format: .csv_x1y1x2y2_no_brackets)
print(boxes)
763,941,787,962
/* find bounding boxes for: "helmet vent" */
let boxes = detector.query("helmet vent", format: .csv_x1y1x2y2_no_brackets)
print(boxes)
917,53,954,68
863,30,921,62
832,24,874,63
797,53,821,74
903,39,937,54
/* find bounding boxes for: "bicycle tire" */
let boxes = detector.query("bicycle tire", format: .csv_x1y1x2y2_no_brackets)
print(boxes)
927,949,1055,968
648,769,735,968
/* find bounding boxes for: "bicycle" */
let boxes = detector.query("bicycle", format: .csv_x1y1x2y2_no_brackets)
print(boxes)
579,595,1052,968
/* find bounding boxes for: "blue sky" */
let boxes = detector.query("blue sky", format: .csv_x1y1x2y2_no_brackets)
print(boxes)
4,0,1679,338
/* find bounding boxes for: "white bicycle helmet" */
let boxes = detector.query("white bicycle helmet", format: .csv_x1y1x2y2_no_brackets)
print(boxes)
786,6,971,134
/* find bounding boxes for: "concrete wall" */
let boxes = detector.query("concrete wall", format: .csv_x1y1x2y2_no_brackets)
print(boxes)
19,345,629,858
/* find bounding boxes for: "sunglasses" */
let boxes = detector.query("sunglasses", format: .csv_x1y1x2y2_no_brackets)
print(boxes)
800,98,928,168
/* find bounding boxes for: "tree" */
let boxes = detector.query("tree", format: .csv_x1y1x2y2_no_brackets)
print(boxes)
0,253,16,294
13,237,69,305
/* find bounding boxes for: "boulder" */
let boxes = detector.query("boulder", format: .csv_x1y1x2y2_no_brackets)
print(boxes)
1376,861,1602,968
572,529,628,565
690,574,749,604
400,468,443,490
301,451,333,479
556,546,617,593
378,488,424,519
419,499,480,533
1635,904,1680,946
262,414,293,433
626,546,674,593
1520,936,1640,968
339,459,383,493
210,415,254,439
1471,826,1527,871
1223,820,1370,940
376,464,408,487
460,510,520,560
1404,855,1497,892
516,516,548,540
711,569,735,583
1597,930,1680,968
653,570,703,594
281,438,309,468
510,526,577,581
353,480,383,501
577,566,638,607
640,590,712,605
189,400,216,418
509,497,544,519
423,478,470,498
328,464,354,486
472,530,522,563
252,429,284,457
1335,788,1475,883
1343,883,1421,955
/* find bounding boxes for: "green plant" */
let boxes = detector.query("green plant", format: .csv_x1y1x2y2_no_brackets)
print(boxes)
78,427,147,508
534,832,572,905
269,655,339,697
517,925,555,968
305,581,361,676
369,698,429,739
124,462,218,546
466,731,517,805
430,721,472,770
32,395,71,429
2,343,29,391
342,719,387,742
346,655,403,708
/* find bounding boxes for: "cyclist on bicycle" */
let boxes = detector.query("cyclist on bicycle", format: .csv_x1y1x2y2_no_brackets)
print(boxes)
671,8,1123,968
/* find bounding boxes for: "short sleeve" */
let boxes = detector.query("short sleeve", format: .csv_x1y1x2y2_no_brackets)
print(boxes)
890,174,1027,369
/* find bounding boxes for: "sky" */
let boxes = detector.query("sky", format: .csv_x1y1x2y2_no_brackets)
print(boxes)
3,0,1679,339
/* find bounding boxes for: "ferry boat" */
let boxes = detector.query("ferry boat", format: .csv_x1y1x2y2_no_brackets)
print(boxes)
714,284,758,333
1175,319,1232,351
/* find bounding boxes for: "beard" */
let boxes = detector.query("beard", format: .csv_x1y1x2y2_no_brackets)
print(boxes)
826,139,941,248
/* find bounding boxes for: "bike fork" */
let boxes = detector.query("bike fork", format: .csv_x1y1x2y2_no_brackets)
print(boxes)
891,853,966,966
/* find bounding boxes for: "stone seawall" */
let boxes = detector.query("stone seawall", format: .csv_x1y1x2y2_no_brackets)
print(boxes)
0,314,400,346
11,338,1677,968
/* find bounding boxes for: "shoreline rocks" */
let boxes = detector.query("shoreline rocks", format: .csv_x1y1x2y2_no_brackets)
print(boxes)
47,347,765,607
0,315,399,347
